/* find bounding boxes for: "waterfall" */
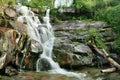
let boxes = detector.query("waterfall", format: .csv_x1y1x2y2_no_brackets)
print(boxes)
17,5,87,79
17,5,58,71
54,0,73,8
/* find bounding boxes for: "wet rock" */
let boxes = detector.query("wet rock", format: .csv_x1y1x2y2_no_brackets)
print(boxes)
21,52,39,70
9,21,41,70
5,66,18,76
37,58,52,71
30,40,42,53
0,26,36,71
1,71,83,80
10,21,42,53
0,27,19,70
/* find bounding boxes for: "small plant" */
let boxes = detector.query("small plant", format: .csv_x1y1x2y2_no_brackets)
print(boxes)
113,38,120,53
85,28,107,50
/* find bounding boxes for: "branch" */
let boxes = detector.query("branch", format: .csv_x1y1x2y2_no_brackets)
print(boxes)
87,41,120,72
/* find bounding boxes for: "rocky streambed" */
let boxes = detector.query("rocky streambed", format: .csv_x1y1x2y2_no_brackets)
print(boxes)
1,67,120,80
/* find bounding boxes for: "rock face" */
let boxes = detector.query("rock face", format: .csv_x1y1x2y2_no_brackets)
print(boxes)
0,6,115,73
0,19,114,73
53,21,114,68
0,27,19,70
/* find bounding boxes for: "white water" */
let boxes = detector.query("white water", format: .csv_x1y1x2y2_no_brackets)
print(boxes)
54,0,73,8
16,5,89,79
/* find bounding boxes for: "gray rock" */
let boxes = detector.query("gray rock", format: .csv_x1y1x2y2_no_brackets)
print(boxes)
5,66,18,76
53,36,94,67
58,7,76,13
74,44,92,54
53,21,108,30
30,40,42,53
37,58,52,71
89,21,108,28
53,20,112,67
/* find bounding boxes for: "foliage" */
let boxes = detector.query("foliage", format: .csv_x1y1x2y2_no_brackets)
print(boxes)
0,0,16,6
94,5,120,53
114,38,120,53
72,0,113,12
22,0,54,9
0,0,16,16
73,0,94,11
85,28,107,49
91,0,120,53
17,0,120,11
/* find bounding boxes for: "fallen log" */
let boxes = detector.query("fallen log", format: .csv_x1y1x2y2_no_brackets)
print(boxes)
102,49,120,69
101,67,116,73
87,41,107,58
87,41,120,72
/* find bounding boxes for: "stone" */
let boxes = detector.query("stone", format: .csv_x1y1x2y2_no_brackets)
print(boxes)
30,39,42,53
53,20,111,68
0,27,19,70
53,21,108,30
58,7,76,13
37,58,52,71
5,66,18,76
89,21,108,28
74,44,92,54
53,37,94,67
10,21,43,53
10,21,27,34
0,27,35,71
4,7,17,18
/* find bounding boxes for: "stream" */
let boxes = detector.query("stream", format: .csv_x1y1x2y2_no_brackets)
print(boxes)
1,67,120,80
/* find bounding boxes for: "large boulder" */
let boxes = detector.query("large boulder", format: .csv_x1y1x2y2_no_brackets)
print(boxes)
0,27,19,70
0,24,39,72
9,21,41,70
53,37,94,67
10,21,42,53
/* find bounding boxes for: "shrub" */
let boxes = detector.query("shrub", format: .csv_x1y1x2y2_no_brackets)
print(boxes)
94,4,120,53
94,5,120,33
85,28,107,50
24,0,54,9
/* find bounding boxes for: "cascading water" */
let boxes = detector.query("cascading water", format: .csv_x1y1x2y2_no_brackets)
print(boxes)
17,5,89,79
17,5,59,71
54,0,73,8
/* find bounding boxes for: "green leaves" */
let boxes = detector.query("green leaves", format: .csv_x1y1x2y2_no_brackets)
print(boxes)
24,0,54,9
94,3,120,53
85,28,107,49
